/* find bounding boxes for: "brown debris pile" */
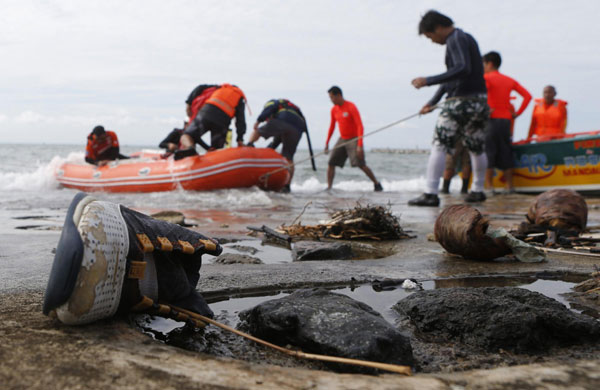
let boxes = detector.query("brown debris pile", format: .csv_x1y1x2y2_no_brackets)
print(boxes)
434,205,512,260
278,204,411,241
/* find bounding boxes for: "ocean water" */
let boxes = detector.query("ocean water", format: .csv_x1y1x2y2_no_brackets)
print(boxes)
0,143,433,203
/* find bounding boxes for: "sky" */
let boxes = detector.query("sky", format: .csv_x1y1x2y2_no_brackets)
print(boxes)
0,0,599,149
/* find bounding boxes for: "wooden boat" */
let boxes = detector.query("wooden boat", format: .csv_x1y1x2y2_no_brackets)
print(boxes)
492,131,600,194
56,147,290,193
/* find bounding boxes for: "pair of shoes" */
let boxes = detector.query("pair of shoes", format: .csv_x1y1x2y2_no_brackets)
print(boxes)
465,191,487,203
374,182,383,192
408,193,440,207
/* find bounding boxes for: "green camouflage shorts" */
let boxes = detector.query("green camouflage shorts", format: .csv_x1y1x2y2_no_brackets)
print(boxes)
434,95,490,154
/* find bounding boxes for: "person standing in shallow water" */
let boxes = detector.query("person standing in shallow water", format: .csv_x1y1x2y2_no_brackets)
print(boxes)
324,86,383,192
409,10,489,207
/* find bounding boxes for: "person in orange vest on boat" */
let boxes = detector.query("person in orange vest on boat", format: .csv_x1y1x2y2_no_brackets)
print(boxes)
85,125,128,166
482,51,532,193
324,86,383,192
177,84,247,159
247,99,308,193
185,84,219,122
527,85,567,139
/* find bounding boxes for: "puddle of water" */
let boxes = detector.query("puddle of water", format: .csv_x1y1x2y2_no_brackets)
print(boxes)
138,276,587,349
208,277,582,327
215,239,292,264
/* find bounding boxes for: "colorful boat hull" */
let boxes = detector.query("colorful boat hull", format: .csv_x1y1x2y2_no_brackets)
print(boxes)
492,131,600,194
56,147,290,193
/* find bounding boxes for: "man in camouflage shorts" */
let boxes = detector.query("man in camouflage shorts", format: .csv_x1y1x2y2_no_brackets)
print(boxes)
409,10,490,206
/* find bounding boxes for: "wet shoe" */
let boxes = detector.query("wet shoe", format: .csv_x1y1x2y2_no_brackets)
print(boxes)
43,192,222,325
408,193,440,207
465,191,487,203
374,182,383,192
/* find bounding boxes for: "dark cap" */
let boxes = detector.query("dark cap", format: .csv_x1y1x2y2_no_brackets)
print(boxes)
92,125,106,136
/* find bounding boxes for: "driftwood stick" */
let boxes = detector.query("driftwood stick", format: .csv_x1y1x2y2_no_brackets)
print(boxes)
541,247,600,258
169,305,412,376
247,225,292,243
291,201,312,226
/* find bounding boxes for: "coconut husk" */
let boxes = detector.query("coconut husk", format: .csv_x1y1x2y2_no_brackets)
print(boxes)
527,189,588,233
434,205,511,261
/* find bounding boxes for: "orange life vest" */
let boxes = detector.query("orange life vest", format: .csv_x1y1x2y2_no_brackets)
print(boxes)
528,98,568,138
85,131,119,161
205,84,246,118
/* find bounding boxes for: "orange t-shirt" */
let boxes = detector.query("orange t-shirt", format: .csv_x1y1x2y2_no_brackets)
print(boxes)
484,71,531,120
326,100,364,147
528,99,568,138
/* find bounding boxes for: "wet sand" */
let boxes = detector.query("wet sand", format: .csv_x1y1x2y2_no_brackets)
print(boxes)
2,192,600,389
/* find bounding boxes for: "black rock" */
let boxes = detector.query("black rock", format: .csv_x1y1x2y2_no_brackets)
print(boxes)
239,288,414,373
292,241,353,261
394,287,600,353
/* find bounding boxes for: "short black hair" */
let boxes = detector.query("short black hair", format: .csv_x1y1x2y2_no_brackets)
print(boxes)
418,10,453,35
92,125,106,136
328,86,343,96
483,51,502,68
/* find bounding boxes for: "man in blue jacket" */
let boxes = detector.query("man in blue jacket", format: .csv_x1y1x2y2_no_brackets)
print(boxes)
409,10,489,206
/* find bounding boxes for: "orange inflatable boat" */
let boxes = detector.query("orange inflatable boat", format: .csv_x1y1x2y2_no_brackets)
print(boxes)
56,147,290,193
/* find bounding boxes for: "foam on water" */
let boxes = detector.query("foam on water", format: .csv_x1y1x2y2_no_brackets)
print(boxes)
0,153,76,191
291,177,427,193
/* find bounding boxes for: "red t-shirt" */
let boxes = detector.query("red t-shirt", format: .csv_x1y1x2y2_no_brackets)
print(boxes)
484,70,531,119
326,100,364,147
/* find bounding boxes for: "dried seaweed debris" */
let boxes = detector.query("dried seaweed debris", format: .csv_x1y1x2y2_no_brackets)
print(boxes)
277,204,410,241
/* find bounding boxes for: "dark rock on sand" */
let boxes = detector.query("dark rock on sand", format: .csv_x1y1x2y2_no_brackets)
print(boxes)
239,288,414,373
292,241,353,261
394,287,600,353
213,253,263,264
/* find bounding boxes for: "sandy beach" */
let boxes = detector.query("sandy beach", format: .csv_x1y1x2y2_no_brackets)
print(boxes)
2,188,600,389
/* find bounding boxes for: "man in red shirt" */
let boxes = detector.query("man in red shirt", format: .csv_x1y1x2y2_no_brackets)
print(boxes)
482,51,532,193
527,85,567,139
324,86,382,191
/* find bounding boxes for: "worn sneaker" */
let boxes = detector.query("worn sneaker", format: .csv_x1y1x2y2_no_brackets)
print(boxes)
374,182,383,192
408,193,440,207
465,191,487,203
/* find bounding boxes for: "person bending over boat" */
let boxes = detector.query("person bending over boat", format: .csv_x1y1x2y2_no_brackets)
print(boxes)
482,51,532,194
85,125,129,166
527,85,567,139
324,86,383,192
177,84,247,159
247,99,307,193
409,10,489,206
185,84,219,123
